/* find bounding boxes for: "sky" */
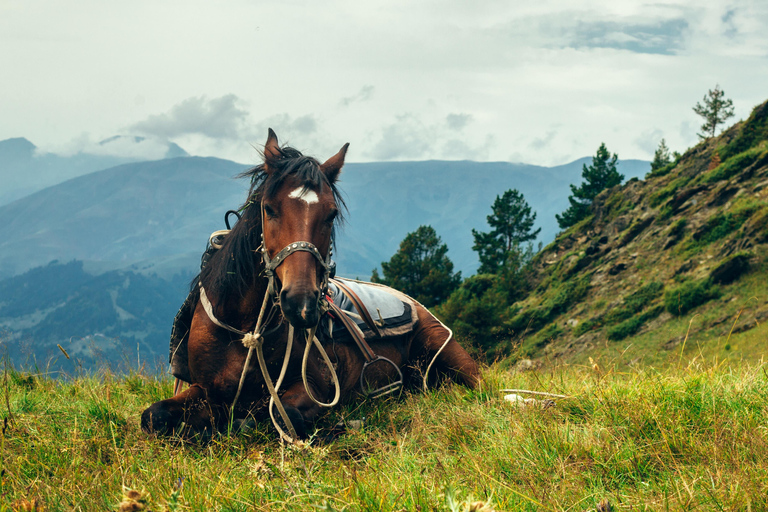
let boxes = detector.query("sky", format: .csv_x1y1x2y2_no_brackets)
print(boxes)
1,0,767,167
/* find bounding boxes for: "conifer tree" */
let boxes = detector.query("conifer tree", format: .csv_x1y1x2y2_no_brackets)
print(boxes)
693,85,734,139
650,139,672,172
556,143,623,230
472,189,540,274
371,225,460,307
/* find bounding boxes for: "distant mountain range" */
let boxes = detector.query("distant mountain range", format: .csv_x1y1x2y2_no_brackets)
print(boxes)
0,136,649,369
0,136,188,206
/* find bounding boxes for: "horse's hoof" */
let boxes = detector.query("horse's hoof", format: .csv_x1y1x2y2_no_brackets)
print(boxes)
141,403,176,435
278,407,308,440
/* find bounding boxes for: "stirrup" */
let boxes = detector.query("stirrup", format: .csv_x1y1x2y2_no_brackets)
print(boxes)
360,355,403,398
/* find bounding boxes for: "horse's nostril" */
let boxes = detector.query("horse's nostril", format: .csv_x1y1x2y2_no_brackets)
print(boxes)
280,288,320,327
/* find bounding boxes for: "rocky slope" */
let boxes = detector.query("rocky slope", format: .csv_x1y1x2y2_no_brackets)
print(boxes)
509,99,768,367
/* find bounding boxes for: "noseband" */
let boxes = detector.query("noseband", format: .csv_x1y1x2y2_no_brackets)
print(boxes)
260,236,333,298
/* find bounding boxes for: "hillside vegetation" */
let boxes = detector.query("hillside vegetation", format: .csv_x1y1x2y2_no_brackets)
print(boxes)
442,98,768,369
2,361,768,511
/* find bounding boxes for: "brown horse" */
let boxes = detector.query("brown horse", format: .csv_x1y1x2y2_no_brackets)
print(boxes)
141,130,479,440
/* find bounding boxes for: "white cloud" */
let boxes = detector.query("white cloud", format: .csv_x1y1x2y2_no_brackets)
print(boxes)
367,113,494,161
1,0,767,167
37,133,172,160
634,129,665,155
446,113,472,131
340,85,375,107
131,95,249,140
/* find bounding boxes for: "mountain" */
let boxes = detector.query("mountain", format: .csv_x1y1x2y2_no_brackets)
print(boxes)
339,158,649,277
0,156,250,279
0,156,650,280
0,144,650,370
451,99,768,368
0,260,190,372
0,136,189,207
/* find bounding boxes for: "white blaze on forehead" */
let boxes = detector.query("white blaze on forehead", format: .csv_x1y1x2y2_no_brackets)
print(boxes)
288,186,320,204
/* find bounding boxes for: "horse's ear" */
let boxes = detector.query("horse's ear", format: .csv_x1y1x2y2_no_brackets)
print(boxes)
263,128,281,170
321,143,350,183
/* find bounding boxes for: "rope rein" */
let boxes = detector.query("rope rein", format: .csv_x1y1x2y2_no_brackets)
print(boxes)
193,192,454,443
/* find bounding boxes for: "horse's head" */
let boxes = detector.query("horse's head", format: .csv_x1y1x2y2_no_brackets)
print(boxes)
259,129,348,329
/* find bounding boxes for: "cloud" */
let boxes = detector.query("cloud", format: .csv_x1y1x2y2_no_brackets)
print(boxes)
368,114,434,160
368,113,494,161
567,19,689,55
494,13,690,55
634,128,665,155
446,113,472,131
339,85,375,107
37,133,174,160
130,94,249,140
530,130,558,150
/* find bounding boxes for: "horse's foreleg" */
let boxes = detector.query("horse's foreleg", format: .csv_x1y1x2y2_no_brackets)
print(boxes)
141,383,218,437
276,380,328,440
416,307,480,389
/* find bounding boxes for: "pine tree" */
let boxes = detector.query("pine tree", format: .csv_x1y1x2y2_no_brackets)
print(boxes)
556,143,623,230
693,85,735,139
472,189,540,274
371,225,460,307
650,139,672,172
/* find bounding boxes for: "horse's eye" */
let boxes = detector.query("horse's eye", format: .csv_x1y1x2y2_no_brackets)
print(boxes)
326,210,338,224
263,204,278,219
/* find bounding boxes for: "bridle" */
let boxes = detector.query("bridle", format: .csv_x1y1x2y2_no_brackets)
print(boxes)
260,237,333,299
200,191,401,443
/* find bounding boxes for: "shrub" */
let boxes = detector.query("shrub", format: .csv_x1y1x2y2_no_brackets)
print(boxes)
649,176,691,208
668,218,687,239
646,161,677,179
709,252,751,284
606,305,664,341
704,147,768,183
664,278,720,316
693,202,760,245
604,281,664,325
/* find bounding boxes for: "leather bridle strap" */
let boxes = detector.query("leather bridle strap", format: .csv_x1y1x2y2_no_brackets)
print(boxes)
262,240,330,278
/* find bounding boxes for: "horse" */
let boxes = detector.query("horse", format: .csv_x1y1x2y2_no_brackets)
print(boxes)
141,129,480,441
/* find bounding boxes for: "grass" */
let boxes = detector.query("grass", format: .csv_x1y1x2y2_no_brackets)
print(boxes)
3,357,768,511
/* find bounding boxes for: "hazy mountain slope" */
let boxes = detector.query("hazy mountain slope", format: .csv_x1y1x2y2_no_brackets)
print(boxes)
493,99,768,368
0,260,190,371
0,136,189,206
0,156,249,278
338,159,649,277
0,155,649,280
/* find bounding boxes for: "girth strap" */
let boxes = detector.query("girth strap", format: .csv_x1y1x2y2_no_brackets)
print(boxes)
328,301,376,362
327,300,403,397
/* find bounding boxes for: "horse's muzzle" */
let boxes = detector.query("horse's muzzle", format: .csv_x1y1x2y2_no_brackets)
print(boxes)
280,287,321,329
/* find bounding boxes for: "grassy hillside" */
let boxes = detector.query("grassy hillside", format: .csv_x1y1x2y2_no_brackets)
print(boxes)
2,360,767,510
447,98,768,369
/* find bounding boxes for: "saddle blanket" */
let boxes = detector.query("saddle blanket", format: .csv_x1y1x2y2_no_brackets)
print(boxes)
327,278,418,339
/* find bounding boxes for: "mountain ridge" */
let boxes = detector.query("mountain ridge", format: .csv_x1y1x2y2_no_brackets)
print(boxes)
456,98,768,368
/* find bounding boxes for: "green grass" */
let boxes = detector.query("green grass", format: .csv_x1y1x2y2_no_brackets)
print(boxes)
3,360,768,511
664,278,720,316
703,145,768,183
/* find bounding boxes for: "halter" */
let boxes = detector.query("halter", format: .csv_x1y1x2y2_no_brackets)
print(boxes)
259,197,334,299
261,237,333,296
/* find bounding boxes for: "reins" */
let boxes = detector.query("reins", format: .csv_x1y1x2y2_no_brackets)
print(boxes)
194,188,447,443
198,199,345,443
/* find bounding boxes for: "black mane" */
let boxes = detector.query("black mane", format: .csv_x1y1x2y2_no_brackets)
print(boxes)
198,145,346,304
